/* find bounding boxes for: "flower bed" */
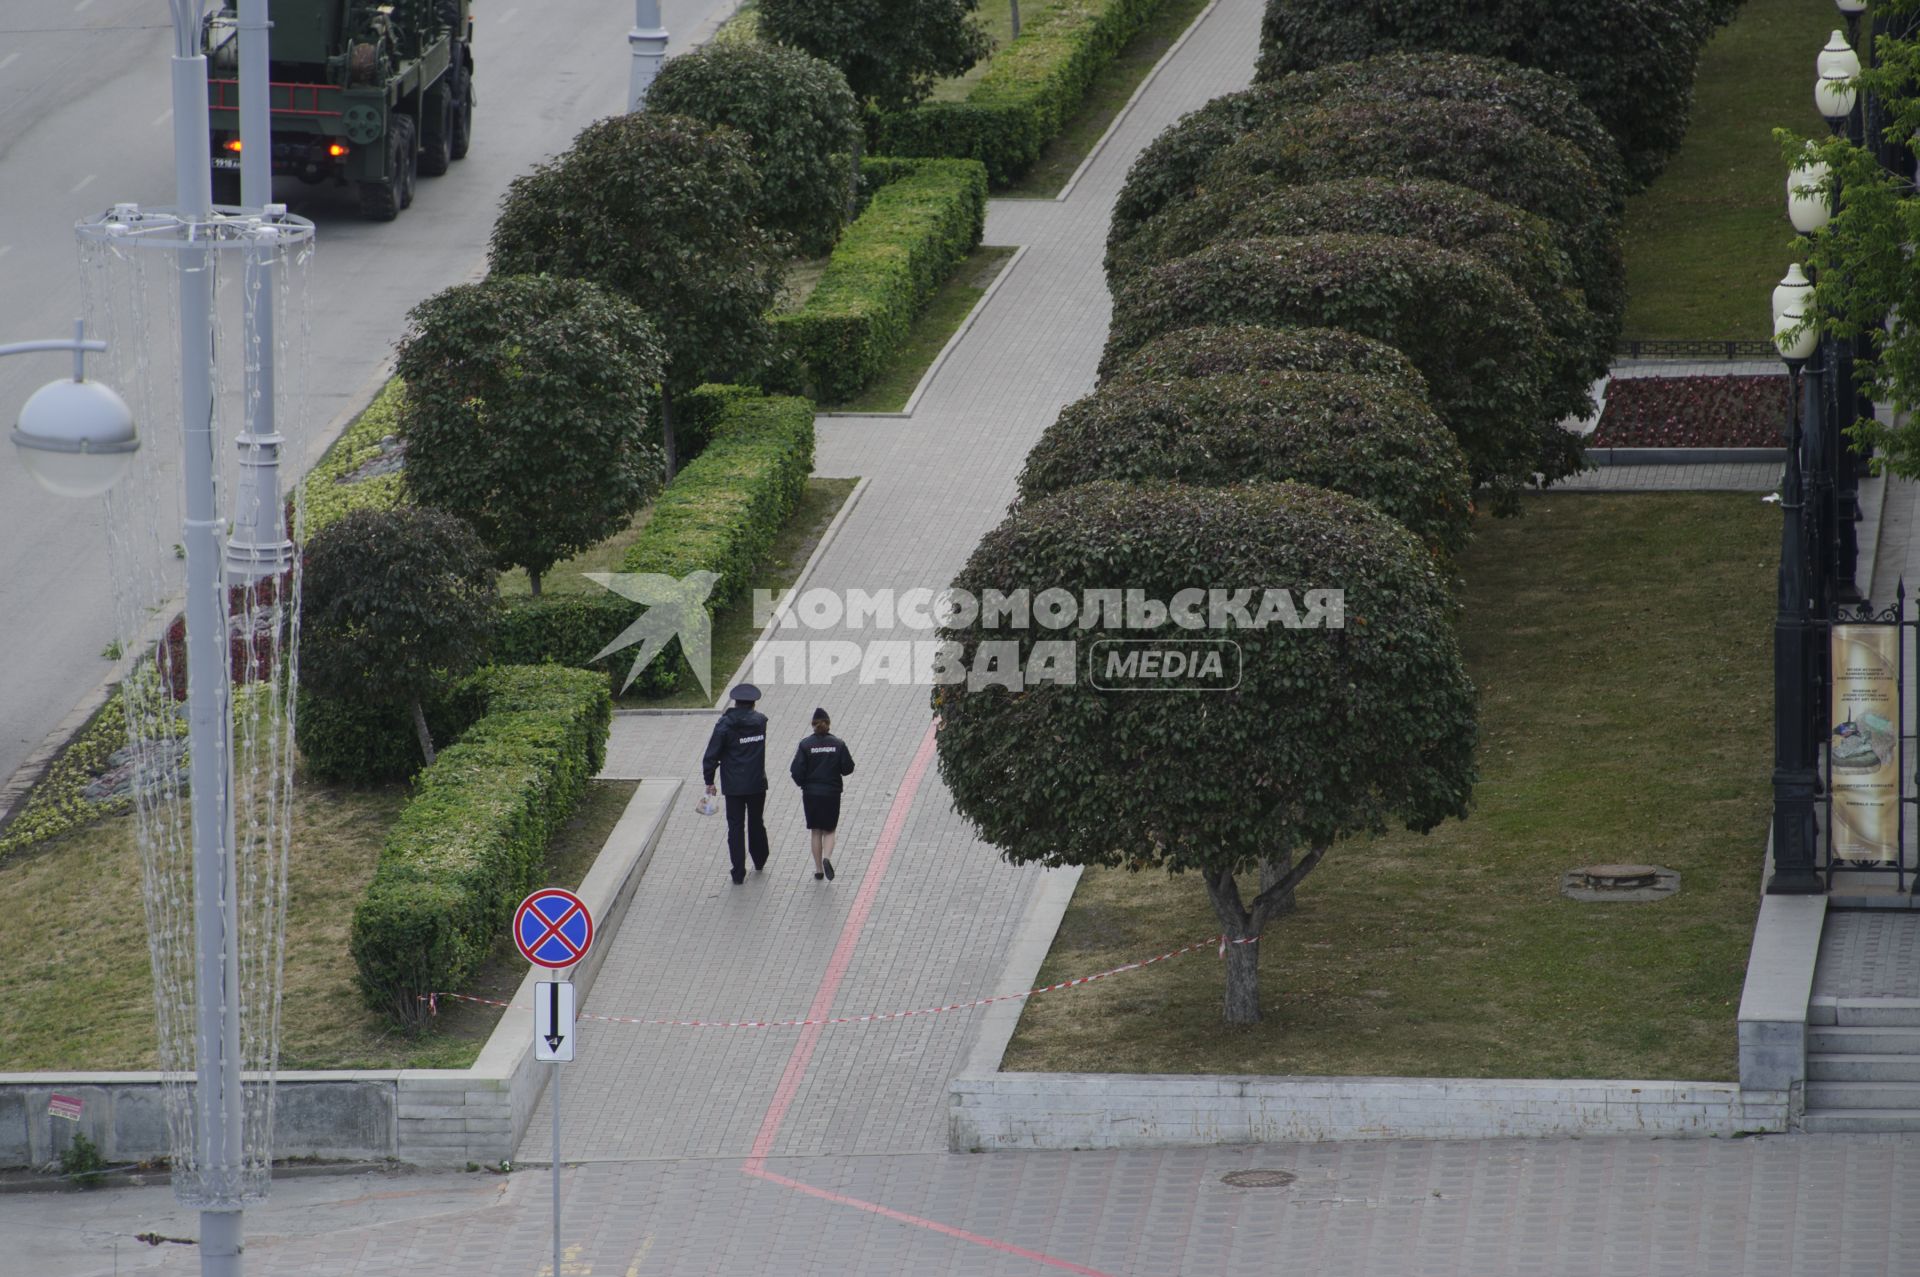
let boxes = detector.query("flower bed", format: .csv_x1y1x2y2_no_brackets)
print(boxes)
1587,375,1788,449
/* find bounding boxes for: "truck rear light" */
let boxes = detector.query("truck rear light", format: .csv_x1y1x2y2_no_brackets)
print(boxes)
327,143,349,158
223,139,242,153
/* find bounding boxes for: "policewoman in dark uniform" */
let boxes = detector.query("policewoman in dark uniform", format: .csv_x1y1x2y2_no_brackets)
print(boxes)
789,707,855,881
703,683,771,884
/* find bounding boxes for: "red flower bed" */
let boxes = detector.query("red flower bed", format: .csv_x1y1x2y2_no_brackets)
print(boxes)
1587,375,1789,448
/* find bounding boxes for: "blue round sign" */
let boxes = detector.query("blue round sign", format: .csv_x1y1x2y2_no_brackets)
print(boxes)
513,888,594,969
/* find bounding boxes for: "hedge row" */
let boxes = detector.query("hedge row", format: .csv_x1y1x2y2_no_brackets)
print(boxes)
772,157,986,402
874,0,1165,185
1103,324,1429,400
493,386,816,693
348,664,611,1022
304,378,407,538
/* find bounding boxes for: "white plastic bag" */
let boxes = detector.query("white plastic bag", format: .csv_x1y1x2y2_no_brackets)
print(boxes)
695,792,718,817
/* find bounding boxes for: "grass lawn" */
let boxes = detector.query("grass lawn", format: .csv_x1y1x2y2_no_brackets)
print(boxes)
826,246,1017,412
931,0,1072,102
0,777,638,1072
1002,493,1777,1082
999,0,1211,198
500,508,657,597
620,477,861,708
1621,0,1832,340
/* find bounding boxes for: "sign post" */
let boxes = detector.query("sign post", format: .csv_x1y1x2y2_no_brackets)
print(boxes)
512,889,593,1277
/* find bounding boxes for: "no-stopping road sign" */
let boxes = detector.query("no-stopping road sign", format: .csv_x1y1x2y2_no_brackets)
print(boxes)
513,888,594,969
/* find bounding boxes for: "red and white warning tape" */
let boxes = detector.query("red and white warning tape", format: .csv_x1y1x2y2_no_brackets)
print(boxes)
424,932,1262,1029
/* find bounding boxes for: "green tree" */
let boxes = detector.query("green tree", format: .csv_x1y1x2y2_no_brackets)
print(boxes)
1252,0,1718,186
758,0,991,112
302,507,499,767
1019,371,1473,555
647,40,862,255
1104,234,1565,505
1103,324,1429,398
936,481,1477,1023
489,113,783,478
395,275,667,597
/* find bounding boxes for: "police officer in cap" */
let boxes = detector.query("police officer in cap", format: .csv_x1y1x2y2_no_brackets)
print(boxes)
703,683,771,884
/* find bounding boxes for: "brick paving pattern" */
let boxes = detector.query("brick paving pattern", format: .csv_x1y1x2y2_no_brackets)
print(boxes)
1815,912,1920,1000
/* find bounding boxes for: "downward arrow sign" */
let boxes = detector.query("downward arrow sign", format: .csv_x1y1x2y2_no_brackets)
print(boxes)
545,979,565,1054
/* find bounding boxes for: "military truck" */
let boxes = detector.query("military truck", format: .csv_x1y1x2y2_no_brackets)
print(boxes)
203,1,475,220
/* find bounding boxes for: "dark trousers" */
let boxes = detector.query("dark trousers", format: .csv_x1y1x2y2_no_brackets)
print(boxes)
725,791,770,877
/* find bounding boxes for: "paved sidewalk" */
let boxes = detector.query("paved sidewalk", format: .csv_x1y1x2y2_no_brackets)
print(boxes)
1553,462,1781,493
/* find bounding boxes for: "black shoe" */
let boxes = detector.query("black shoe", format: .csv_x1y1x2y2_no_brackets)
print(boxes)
751,858,768,873
814,871,824,880
823,859,835,881
731,871,745,885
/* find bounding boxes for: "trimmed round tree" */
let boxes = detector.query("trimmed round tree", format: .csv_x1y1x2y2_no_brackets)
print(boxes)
935,480,1478,1023
1103,234,1570,502
1108,52,1626,267
758,0,990,112
302,506,500,767
647,40,861,255
1251,0,1715,186
1110,177,1610,423
396,275,668,598
1102,324,1428,400
1018,371,1472,555
1192,96,1625,330
489,112,783,477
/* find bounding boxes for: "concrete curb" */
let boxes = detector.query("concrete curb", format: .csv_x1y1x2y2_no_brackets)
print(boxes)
0,778,680,1172
959,866,1083,1079
1586,447,1786,467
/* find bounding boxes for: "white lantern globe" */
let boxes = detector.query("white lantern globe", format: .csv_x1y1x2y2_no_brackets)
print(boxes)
11,377,138,498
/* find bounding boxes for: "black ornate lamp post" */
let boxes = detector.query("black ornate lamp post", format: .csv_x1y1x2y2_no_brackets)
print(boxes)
1770,288,1827,895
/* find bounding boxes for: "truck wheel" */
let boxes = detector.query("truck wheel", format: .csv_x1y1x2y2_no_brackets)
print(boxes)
449,64,473,161
419,89,452,177
358,176,399,221
395,115,418,209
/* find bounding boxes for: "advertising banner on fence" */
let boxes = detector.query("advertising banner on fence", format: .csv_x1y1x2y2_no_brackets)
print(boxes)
1830,624,1901,864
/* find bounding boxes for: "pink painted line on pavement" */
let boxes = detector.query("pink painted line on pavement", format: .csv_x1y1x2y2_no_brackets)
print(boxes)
741,719,1117,1277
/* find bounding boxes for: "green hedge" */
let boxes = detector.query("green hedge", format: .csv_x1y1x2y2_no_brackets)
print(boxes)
875,0,1164,185
349,664,612,1022
296,686,481,786
772,157,986,403
304,379,407,538
491,386,816,695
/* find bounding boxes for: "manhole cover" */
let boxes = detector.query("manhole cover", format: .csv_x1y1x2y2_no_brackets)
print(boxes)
1561,863,1680,903
1221,1169,1297,1188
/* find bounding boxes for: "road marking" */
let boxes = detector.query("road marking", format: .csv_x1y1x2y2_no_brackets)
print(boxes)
499,6,519,19
153,107,172,128
0,246,12,260
71,174,96,195
0,52,19,71
736,722,1116,1277
75,0,94,11
623,1236,654,1277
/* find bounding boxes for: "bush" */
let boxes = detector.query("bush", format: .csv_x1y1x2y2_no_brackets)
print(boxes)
876,0,1162,184
350,664,612,1022
648,41,862,254
1109,177,1609,422
295,687,480,786
1189,96,1625,331
758,0,990,113
773,157,986,402
1018,371,1473,554
304,378,408,539
1107,53,1626,263
1251,0,1716,186
491,388,816,697
1102,324,1428,398
1104,234,1567,503
396,275,667,596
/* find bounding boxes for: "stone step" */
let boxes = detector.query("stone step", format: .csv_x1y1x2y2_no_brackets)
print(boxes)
1804,1079,1920,1109
1801,1109,1920,1134
1806,1053,1920,1083
1809,996,1920,1028
1808,1025,1920,1054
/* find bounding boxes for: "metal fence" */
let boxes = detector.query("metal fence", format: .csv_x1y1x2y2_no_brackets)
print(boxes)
1615,339,1778,361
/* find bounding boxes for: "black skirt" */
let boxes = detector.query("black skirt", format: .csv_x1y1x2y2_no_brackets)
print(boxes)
802,791,841,832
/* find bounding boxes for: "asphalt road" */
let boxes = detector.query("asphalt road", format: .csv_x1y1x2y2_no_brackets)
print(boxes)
0,0,737,797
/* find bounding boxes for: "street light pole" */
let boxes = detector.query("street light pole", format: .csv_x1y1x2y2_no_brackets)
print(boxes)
1770,294,1826,895
627,0,670,111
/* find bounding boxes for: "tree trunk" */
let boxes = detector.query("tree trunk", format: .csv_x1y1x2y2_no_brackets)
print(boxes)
1204,869,1262,1025
410,698,437,767
661,387,678,483
528,568,543,598
1260,851,1295,918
